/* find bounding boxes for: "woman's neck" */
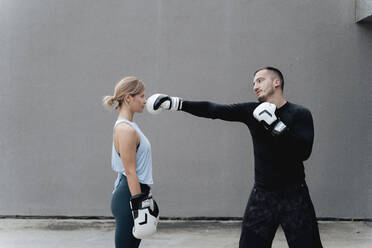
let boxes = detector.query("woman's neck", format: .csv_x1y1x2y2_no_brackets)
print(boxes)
118,107,134,122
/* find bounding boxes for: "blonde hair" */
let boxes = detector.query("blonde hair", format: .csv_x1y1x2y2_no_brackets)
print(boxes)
103,76,145,110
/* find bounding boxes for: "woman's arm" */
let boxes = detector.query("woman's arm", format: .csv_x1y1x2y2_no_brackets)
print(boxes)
115,124,141,196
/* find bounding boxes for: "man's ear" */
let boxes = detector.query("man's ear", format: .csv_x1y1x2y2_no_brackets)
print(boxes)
273,78,281,88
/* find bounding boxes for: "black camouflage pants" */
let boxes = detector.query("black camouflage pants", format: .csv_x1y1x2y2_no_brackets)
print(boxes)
239,183,323,248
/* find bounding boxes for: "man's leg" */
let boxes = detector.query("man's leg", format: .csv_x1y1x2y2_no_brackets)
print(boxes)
279,184,323,248
239,187,279,248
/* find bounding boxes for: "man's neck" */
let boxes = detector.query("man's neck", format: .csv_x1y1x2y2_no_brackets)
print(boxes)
266,95,287,108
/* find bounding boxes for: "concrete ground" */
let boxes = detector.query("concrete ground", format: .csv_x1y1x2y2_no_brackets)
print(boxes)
0,219,371,248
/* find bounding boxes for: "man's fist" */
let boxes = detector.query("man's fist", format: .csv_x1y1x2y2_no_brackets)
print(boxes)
253,102,287,135
146,94,182,114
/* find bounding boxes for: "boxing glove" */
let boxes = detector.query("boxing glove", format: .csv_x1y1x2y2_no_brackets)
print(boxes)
146,94,182,114
130,192,159,239
253,102,287,136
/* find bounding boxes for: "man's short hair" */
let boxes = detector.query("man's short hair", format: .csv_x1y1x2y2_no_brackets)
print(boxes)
254,66,284,90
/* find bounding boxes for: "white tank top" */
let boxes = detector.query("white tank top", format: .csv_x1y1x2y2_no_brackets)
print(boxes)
111,119,153,192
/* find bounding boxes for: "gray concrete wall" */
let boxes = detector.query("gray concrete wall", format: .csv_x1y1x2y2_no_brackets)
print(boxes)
1,0,371,218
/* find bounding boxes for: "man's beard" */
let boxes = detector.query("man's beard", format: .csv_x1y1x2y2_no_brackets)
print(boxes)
257,87,275,102
257,96,265,102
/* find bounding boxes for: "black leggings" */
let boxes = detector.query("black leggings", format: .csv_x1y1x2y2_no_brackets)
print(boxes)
239,183,323,248
111,176,150,248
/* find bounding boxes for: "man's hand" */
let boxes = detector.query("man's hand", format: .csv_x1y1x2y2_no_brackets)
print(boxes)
146,94,182,114
253,102,287,135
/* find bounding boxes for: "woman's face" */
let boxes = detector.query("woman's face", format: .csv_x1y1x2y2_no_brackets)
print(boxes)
128,90,147,113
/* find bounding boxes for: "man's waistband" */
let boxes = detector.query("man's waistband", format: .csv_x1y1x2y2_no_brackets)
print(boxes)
254,180,307,192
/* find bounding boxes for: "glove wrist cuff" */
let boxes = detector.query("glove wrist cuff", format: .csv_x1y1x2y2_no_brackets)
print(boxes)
169,97,182,111
177,98,183,111
272,120,287,135
130,193,146,210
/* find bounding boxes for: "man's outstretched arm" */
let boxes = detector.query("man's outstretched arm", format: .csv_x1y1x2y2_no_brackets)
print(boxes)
146,93,256,124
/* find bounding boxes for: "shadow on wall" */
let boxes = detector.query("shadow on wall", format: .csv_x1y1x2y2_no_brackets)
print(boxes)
356,19,372,29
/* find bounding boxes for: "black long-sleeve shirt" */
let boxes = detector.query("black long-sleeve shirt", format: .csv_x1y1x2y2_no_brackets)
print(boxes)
181,100,314,189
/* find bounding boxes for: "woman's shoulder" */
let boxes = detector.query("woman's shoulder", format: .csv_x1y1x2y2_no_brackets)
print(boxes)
115,122,138,137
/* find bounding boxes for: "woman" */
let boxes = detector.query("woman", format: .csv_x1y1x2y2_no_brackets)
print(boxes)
103,76,157,248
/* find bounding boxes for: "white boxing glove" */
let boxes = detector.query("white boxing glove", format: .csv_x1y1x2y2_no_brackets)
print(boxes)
146,94,182,114
130,192,159,239
253,102,287,135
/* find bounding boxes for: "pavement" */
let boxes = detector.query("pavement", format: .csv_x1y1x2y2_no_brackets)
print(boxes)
0,219,371,248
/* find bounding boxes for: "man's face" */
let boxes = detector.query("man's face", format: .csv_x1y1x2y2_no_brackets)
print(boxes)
253,69,276,102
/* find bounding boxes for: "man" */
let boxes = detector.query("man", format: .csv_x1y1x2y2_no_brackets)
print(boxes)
147,67,323,248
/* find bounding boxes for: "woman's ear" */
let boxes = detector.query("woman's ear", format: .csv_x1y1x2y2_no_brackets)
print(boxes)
124,93,131,104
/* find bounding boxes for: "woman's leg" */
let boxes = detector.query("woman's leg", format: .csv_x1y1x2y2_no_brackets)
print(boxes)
111,178,141,248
